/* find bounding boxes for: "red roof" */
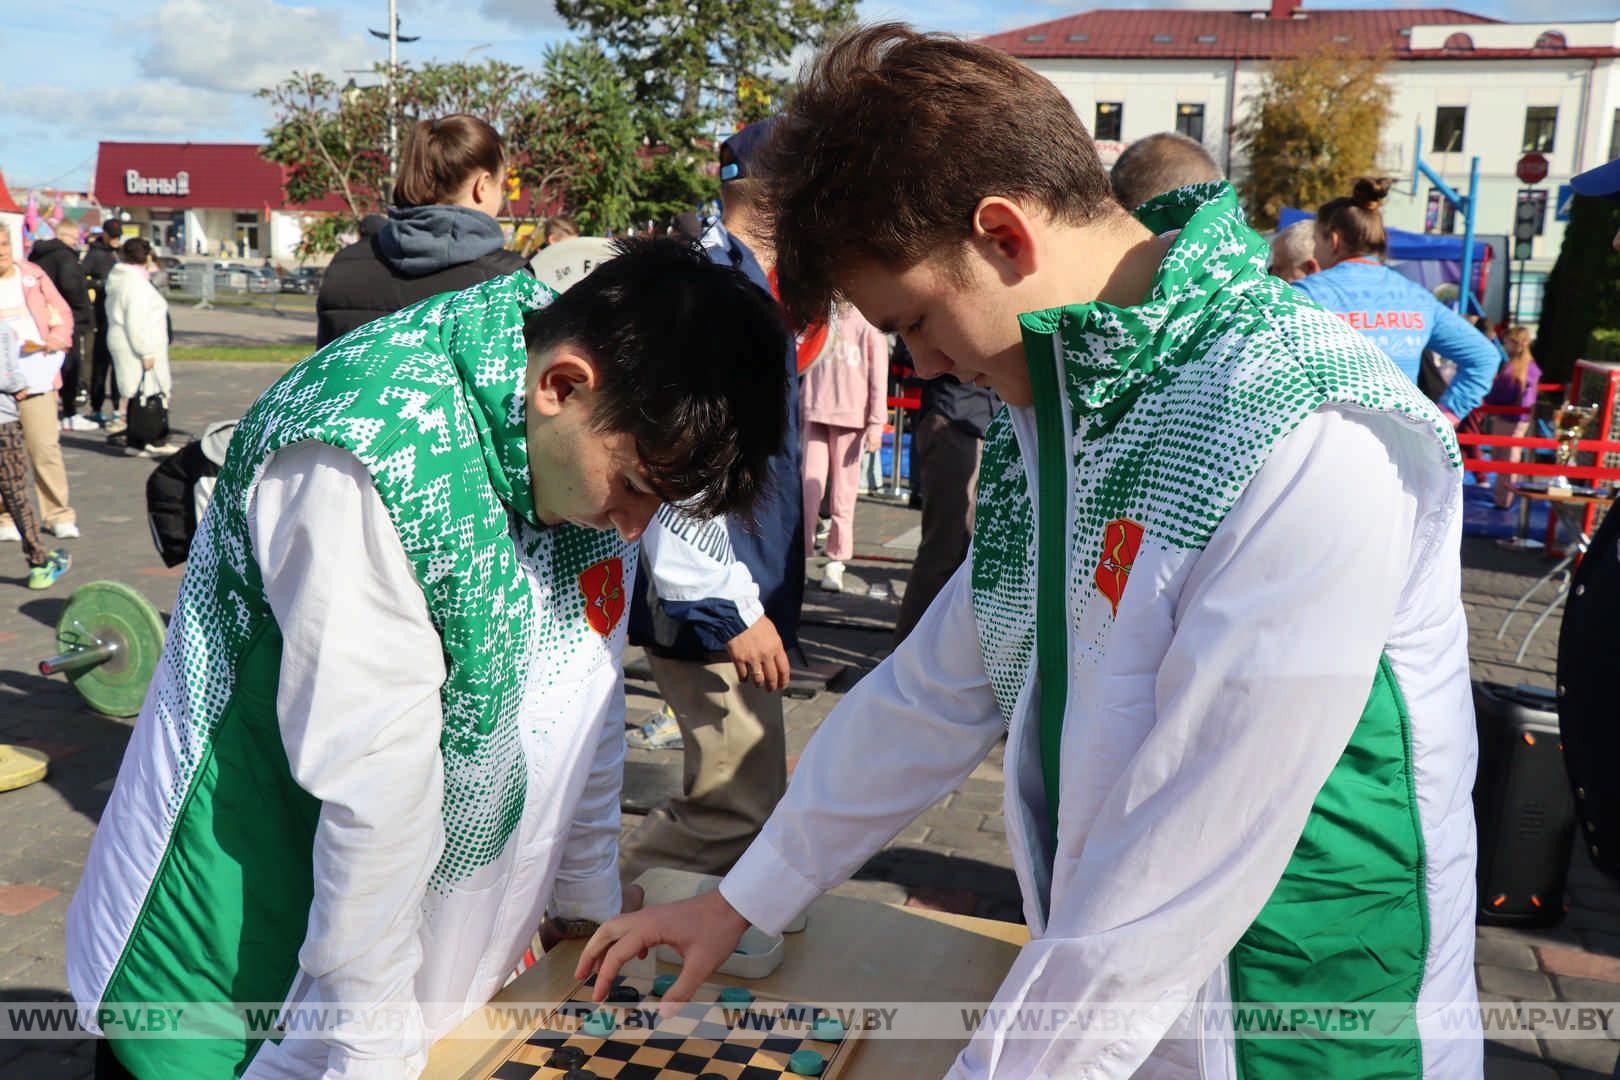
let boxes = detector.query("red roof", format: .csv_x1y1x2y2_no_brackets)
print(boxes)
980,6,1508,61
94,142,347,212
0,169,22,215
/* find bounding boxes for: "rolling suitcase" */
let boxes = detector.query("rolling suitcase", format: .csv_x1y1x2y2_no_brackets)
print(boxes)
1472,681,1576,927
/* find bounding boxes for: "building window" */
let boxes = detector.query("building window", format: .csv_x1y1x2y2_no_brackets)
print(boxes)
1427,188,1459,234
1608,108,1620,162
1433,106,1466,153
1067,33,1089,43
1151,33,1172,43
1523,106,1558,153
1024,33,1045,42
1534,31,1567,50
1095,102,1123,141
1176,103,1206,143
1196,34,1218,43
1443,32,1474,51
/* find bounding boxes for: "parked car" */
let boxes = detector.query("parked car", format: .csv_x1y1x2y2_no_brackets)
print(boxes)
243,266,280,294
280,267,322,294
152,255,182,292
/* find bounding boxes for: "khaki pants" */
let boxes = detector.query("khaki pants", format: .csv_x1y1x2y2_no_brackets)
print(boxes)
0,391,74,531
619,654,786,884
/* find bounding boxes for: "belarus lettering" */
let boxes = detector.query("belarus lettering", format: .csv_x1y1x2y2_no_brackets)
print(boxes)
1333,309,1426,331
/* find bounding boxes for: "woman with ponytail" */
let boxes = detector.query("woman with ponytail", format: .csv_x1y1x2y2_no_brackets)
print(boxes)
316,114,527,347
1294,176,1500,424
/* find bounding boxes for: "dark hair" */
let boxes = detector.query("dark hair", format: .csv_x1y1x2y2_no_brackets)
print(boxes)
1316,176,1393,259
1109,132,1223,212
523,237,789,518
102,220,121,241
764,22,1118,329
392,114,505,208
119,238,152,264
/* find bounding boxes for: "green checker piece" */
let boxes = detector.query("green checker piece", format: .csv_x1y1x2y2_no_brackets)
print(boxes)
717,987,754,1005
57,581,166,718
581,1010,616,1038
788,1048,827,1075
651,974,678,996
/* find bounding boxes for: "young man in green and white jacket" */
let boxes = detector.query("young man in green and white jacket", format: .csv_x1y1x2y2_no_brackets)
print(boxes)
67,239,790,1079
582,27,1480,1079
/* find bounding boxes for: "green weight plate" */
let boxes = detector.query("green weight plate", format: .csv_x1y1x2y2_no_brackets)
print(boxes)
56,581,166,718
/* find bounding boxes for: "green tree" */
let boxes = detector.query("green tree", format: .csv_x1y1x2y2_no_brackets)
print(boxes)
1234,48,1393,229
259,60,544,255
1533,194,1620,382
554,0,856,220
523,43,640,234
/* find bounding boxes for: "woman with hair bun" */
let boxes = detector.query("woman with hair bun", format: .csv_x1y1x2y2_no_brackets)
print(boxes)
316,114,528,346
1294,176,1500,423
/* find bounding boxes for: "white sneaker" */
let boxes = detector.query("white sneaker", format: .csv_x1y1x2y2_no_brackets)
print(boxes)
0,522,19,542
46,521,80,539
821,560,846,592
61,414,101,432
145,443,180,457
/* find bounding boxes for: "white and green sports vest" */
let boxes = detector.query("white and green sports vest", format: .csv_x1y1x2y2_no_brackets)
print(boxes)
67,273,634,1077
971,184,1475,1078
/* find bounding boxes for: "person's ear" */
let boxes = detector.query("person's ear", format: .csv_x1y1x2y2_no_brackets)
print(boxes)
528,346,597,418
971,197,1040,282
1303,257,1321,276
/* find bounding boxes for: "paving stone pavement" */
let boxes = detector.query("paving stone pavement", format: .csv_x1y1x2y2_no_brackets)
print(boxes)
0,360,1617,1077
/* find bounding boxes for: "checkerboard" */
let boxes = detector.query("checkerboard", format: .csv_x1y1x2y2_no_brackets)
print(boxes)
483,972,858,1079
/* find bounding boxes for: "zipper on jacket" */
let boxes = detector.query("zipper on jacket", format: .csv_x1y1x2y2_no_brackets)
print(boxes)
1020,318,1075,853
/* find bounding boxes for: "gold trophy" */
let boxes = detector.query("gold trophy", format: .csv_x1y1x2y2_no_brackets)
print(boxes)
1549,403,1598,494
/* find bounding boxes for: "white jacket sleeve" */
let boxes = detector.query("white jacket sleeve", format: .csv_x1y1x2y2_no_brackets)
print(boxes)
950,407,1436,1079
640,503,764,636
249,440,448,1080
549,689,626,924
720,559,1005,931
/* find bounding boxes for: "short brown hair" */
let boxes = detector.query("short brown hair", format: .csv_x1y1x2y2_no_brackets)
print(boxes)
1316,176,1392,259
393,114,505,208
765,23,1117,329
1110,132,1222,212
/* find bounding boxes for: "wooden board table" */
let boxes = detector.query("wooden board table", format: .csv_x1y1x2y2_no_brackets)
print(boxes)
423,868,1029,1079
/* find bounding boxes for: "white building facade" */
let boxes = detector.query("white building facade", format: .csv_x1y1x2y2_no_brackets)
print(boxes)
984,3,1620,318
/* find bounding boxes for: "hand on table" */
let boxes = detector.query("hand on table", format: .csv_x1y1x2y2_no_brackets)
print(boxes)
575,889,750,1015
724,615,790,692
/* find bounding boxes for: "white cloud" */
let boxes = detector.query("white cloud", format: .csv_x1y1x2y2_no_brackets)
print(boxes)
475,0,568,32
0,80,242,139
137,0,375,94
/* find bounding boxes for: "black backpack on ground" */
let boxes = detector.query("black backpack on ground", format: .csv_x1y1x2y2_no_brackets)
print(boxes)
145,420,236,566
1557,502,1620,884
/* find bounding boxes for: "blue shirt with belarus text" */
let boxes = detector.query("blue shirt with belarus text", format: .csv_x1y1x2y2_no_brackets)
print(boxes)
1293,257,1499,420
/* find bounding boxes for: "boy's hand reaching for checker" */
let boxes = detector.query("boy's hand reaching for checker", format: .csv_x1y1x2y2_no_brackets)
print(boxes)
575,889,751,1014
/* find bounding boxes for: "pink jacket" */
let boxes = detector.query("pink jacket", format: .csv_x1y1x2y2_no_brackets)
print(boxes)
800,305,888,437
10,260,75,351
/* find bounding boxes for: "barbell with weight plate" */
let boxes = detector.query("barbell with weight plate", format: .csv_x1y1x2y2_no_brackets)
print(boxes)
37,580,166,718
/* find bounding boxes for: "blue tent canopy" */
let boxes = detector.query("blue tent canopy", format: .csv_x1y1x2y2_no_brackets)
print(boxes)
1278,207,1492,263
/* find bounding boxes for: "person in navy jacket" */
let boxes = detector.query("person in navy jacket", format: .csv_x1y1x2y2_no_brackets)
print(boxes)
1294,176,1500,423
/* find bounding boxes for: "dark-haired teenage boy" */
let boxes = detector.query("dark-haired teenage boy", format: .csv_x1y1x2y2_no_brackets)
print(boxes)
582,25,1479,1080
68,238,790,1080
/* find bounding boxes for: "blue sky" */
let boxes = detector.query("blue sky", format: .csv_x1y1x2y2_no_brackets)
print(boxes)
0,0,1605,193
